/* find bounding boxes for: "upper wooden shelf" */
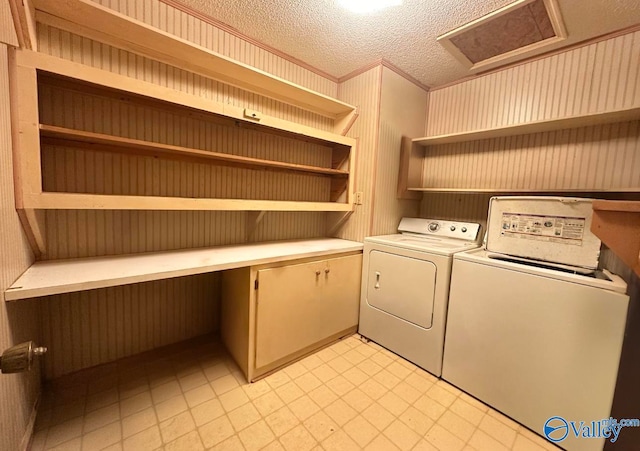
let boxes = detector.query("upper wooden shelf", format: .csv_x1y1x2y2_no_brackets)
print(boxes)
41,125,349,178
4,238,364,301
32,0,356,120
591,201,640,277
413,106,640,146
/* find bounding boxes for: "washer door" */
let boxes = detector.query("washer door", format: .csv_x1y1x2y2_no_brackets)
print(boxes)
366,250,436,328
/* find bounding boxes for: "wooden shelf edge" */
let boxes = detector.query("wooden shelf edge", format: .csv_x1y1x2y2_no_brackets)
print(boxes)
591,202,640,277
40,125,349,178
23,192,354,212
413,106,640,146
409,188,640,193
593,200,640,213
32,0,356,119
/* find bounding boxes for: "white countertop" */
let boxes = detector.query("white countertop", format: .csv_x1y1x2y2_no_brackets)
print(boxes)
5,238,363,301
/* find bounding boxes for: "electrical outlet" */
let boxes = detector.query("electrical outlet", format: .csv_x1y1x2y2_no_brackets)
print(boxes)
354,192,363,205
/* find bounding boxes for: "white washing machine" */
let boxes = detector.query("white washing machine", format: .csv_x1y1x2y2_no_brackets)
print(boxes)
443,197,630,451
358,217,481,376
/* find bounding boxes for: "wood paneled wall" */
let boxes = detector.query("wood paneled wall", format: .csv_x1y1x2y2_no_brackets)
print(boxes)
0,1,19,46
36,0,337,379
0,44,41,451
421,29,640,228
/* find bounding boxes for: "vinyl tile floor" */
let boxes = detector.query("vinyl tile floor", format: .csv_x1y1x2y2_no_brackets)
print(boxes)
30,334,561,451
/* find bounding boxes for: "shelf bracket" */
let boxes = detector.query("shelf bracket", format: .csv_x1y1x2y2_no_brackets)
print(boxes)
334,108,359,136
246,211,266,241
397,136,424,200
16,209,46,259
327,210,354,236
591,201,640,277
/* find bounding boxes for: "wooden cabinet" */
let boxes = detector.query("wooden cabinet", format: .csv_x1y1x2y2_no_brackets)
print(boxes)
221,252,362,381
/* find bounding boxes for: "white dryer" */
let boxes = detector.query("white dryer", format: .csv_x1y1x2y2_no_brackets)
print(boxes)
358,218,481,376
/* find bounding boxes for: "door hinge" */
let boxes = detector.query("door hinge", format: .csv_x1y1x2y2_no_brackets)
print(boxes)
254,279,259,290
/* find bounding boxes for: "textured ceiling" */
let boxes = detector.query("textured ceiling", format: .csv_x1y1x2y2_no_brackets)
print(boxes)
176,0,640,87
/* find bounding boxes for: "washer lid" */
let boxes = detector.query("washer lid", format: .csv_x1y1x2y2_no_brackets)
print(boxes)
486,197,601,269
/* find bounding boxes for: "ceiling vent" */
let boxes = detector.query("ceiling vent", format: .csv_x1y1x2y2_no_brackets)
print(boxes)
438,0,567,72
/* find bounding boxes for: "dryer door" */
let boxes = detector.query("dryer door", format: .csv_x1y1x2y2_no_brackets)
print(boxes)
366,250,436,328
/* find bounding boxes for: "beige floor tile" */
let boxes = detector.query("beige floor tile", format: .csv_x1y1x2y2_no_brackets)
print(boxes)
118,378,149,401
342,367,370,386
437,410,476,442
100,442,123,451
392,381,421,404
228,403,261,432
343,415,378,447
209,434,245,451
120,391,153,418
373,370,401,390
354,343,377,358
398,406,434,435
184,384,215,408
386,362,412,380
478,414,517,447
203,363,231,383
412,439,439,451
359,379,388,400
404,372,434,394
83,403,120,433
242,379,272,400
413,368,438,384
468,429,510,451
322,429,360,451
264,371,292,390
164,430,205,451
369,352,394,368
512,433,549,451
281,361,308,380
434,379,462,396
191,398,224,427
311,364,339,383
211,375,240,396
151,381,182,405
86,388,119,413
326,375,355,397
487,408,520,430
122,407,157,439
288,395,321,421
307,385,339,408
50,400,86,427
425,424,465,451
178,371,208,393
449,398,485,426
300,354,324,371
342,388,374,413
458,393,489,412
122,425,162,451
364,433,400,451
279,424,317,451
48,437,82,451
253,391,285,417
81,420,122,450
155,395,188,422
383,419,421,451
425,384,457,407
344,349,367,366
415,395,447,422
294,373,323,393
237,420,275,451
198,416,235,448
324,399,357,426
45,417,84,449
159,411,196,444
274,382,304,404
517,426,561,450
361,403,395,431
316,347,339,363
219,387,250,412
378,391,410,416
326,356,353,374
303,410,338,442
265,406,300,437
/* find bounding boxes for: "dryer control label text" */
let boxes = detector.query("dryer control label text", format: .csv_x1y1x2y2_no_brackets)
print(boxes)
500,213,586,245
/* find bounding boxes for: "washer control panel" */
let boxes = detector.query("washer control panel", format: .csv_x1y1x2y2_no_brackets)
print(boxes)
398,218,481,241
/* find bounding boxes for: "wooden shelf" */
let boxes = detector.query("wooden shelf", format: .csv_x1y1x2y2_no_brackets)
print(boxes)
413,107,640,146
591,201,640,277
32,0,356,120
4,238,364,301
409,188,640,194
40,125,349,178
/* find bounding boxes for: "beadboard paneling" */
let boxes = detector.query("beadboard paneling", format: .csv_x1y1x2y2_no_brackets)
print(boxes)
0,1,19,46
334,66,382,242
427,30,640,136
41,273,219,379
422,121,640,191
371,67,427,235
0,44,41,451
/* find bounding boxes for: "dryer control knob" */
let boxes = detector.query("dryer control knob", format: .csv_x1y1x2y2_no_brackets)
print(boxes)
428,222,439,232
450,226,456,231
461,227,467,233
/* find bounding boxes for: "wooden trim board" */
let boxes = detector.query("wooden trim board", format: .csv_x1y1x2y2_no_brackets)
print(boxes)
5,238,364,301
32,0,355,118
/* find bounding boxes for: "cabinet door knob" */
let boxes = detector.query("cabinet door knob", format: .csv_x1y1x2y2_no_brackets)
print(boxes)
315,270,321,276
325,268,330,274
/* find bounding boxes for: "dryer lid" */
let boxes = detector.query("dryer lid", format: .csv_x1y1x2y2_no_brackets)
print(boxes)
486,196,601,269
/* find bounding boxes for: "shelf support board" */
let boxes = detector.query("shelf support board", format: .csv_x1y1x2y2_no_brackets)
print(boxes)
334,108,359,136
591,201,640,277
246,211,266,241
327,210,354,236
16,209,46,259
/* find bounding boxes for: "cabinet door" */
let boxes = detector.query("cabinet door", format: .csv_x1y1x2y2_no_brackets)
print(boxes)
255,254,362,369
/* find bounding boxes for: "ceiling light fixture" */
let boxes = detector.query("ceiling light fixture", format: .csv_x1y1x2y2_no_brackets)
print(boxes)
337,0,402,14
